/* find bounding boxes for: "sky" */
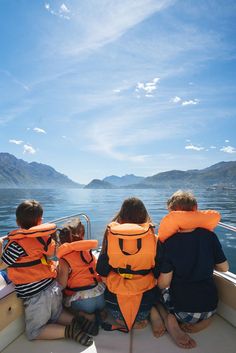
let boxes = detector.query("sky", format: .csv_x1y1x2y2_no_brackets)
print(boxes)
0,0,236,184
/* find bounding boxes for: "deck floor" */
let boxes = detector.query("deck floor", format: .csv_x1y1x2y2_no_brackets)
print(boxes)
2,315,236,353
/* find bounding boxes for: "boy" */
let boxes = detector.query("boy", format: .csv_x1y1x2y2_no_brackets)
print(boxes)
0,200,97,346
156,190,229,349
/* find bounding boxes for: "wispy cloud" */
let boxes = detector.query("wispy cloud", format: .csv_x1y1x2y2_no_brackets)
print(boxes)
185,144,204,151
171,96,182,103
0,69,30,91
9,139,23,145
182,99,199,106
220,146,236,154
33,127,46,134
23,144,36,154
44,3,71,20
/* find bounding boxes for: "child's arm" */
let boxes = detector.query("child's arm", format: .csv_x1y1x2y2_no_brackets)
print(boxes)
214,260,229,272
157,271,173,289
0,239,8,270
57,258,70,289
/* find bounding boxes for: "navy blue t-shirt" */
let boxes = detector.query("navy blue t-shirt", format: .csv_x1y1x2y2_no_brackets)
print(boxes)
158,228,227,312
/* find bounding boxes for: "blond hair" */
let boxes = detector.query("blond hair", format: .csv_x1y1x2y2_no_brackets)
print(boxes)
167,190,197,211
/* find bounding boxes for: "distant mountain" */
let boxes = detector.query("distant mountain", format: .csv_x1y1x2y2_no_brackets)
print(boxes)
142,161,236,188
84,179,115,189
0,153,83,188
83,161,236,189
103,174,144,187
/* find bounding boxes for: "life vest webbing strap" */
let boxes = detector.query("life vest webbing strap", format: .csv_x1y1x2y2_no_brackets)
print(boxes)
36,236,51,252
10,259,42,268
66,283,98,292
112,265,151,276
119,238,142,255
80,250,93,264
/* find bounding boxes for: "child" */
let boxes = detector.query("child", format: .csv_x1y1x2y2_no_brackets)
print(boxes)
96,197,163,333
57,218,105,323
156,190,229,349
0,200,97,346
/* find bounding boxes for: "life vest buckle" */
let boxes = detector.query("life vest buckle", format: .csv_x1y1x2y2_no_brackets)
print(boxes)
117,268,133,279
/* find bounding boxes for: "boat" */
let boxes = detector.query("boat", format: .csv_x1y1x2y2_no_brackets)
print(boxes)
0,215,236,353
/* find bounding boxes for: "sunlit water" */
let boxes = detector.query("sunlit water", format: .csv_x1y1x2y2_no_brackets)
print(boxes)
0,187,235,273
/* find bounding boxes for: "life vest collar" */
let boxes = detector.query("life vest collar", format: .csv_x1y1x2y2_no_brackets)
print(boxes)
108,222,155,240
57,239,98,258
158,210,221,242
8,223,57,240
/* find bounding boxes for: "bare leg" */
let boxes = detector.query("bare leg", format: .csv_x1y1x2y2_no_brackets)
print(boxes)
181,317,212,333
57,309,74,325
150,306,166,338
157,304,196,349
36,324,65,339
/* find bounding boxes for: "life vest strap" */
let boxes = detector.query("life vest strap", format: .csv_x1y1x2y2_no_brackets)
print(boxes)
10,258,42,268
66,283,98,292
119,238,142,255
112,265,151,277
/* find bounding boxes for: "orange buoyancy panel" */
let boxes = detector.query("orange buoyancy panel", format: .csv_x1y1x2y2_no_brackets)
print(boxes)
57,239,98,258
158,210,221,242
106,222,157,330
8,223,57,239
6,224,57,284
58,240,101,295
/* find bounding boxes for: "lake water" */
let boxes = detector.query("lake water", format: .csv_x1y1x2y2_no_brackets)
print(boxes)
0,187,236,273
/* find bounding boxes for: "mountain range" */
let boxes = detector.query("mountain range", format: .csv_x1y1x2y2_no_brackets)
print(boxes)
0,153,83,188
0,152,236,189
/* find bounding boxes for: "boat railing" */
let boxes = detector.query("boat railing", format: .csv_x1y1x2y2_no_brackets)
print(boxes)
50,213,91,240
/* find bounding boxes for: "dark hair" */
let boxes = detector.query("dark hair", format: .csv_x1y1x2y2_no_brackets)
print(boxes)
167,190,198,211
113,197,151,224
58,218,85,244
16,200,43,229
100,197,151,254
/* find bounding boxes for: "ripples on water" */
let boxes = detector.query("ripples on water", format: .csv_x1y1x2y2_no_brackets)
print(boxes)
0,187,235,273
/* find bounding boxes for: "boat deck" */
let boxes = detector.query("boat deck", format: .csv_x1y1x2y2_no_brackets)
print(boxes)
2,313,236,353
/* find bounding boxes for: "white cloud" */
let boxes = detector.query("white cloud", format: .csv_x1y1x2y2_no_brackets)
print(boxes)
135,77,160,96
185,144,204,151
44,2,71,20
220,146,236,154
33,127,46,134
210,145,216,149
225,139,230,143
9,139,23,145
60,4,70,14
23,144,36,154
171,96,182,103
182,99,199,106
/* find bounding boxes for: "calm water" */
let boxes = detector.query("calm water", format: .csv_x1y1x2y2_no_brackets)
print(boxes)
0,187,236,273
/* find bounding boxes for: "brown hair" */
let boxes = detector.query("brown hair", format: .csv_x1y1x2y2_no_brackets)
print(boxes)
167,190,198,211
101,197,151,253
112,197,151,224
16,199,43,229
58,218,85,244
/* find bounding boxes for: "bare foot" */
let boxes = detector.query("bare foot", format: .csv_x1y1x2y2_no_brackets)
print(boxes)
180,317,212,333
150,307,166,338
133,319,148,329
166,314,196,349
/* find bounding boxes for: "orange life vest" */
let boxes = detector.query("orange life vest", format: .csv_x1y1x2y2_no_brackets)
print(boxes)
106,222,158,331
158,210,221,242
57,239,102,296
5,223,57,285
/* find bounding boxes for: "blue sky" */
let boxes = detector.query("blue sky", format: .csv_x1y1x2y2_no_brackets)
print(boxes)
0,0,236,184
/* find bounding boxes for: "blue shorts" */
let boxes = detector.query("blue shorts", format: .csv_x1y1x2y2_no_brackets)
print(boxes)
23,281,63,340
